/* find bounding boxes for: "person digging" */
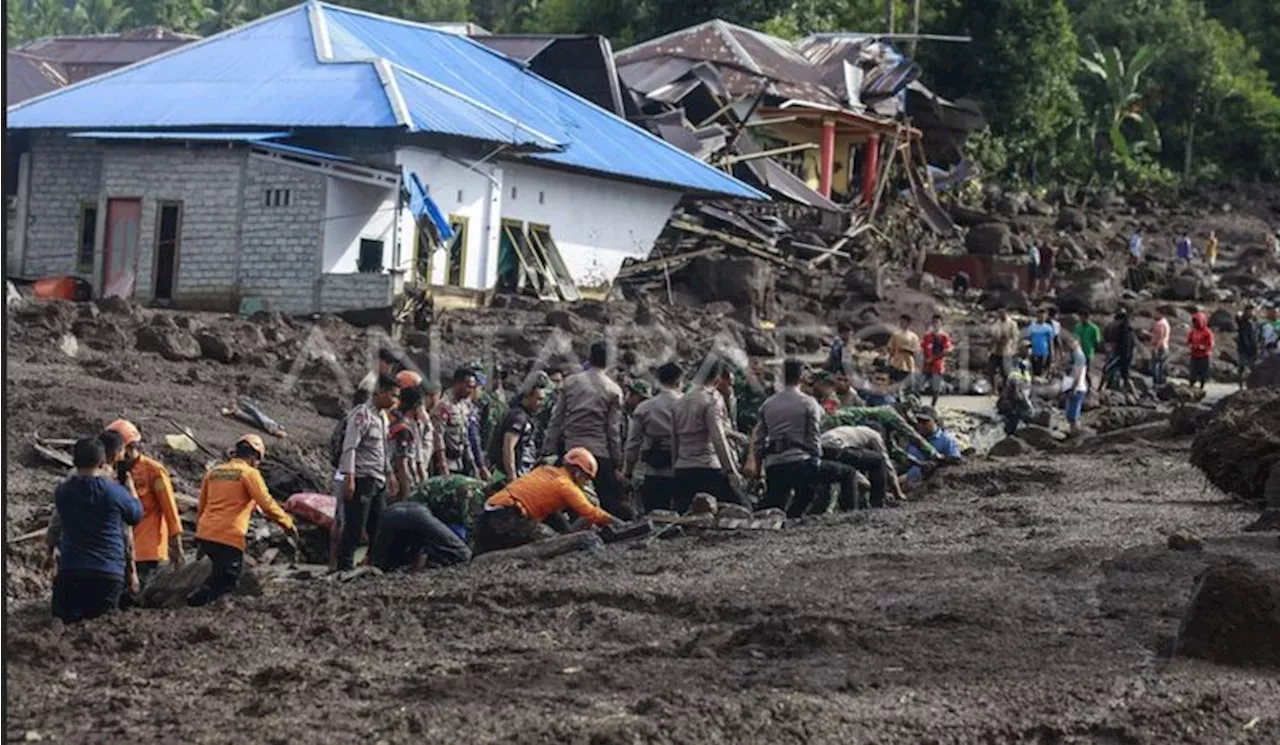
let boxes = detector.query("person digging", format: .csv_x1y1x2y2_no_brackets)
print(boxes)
473,447,623,555
187,434,298,607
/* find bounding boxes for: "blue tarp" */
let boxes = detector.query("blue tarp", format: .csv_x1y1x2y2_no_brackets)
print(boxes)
8,2,763,199
403,168,453,242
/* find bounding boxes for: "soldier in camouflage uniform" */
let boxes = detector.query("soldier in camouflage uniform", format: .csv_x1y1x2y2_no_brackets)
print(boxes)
733,360,772,435
532,368,566,454
409,474,491,537
822,406,940,472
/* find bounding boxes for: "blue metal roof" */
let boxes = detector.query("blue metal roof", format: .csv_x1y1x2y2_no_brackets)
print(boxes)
7,2,764,199
68,130,289,141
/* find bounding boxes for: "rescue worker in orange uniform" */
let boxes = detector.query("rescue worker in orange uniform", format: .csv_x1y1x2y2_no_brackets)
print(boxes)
473,447,622,555
106,419,185,585
187,434,297,607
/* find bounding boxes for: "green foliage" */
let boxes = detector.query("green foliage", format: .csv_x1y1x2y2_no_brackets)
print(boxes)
1078,38,1161,161
922,0,1081,178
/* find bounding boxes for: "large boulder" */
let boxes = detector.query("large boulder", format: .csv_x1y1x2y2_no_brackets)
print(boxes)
196,331,237,363
1176,559,1280,668
1055,207,1088,232
1057,267,1121,314
949,203,993,228
1208,309,1236,333
1190,386,1280,502
136,326,202,361
965,223,1012,255
684,256,775,316
1165,274,1207,301
842,264,886,302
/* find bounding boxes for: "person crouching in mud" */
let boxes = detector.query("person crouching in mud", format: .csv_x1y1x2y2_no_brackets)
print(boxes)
473,447,623,555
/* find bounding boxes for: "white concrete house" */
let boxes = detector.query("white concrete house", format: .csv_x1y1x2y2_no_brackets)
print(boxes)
5,2,762,314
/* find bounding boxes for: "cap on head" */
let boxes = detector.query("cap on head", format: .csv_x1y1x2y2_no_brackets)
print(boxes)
562,447,598,479
915,407,938,424
237,433,266,458
395,370,423,389
629,379,652,398
106,418,141,446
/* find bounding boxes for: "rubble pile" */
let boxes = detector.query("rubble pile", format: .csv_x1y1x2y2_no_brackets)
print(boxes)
1177,559,1280,668
1190,386,1280,503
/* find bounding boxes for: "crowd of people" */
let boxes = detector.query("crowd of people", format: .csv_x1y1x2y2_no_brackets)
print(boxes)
47,331,978,623
46,288,1280,623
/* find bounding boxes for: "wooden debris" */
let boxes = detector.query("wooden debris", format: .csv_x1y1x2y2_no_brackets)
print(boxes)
31,440,73,469
471,531,604,565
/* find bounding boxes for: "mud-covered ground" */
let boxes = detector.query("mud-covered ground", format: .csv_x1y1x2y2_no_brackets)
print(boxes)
8,435,1280,742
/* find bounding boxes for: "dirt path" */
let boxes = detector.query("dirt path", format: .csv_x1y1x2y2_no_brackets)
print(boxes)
7,449,1278,743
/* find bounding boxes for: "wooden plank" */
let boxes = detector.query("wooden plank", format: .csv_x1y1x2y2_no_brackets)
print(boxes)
615,245,724,279
529,226,582,302
668,220,795,268
810,222,871,268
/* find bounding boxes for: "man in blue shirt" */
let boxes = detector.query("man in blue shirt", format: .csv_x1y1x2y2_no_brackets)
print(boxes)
52,437,143,623
905,409,962,484
1024,308,1057,378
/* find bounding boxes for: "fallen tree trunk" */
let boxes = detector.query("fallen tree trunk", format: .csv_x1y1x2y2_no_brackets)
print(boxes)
470,532,603,566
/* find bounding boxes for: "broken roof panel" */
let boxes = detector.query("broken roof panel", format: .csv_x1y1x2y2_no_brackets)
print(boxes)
16,29,196,66
9,2,763,200
6,52,67,107
616,20,842,106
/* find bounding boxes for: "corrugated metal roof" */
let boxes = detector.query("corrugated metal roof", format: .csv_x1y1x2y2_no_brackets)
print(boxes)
6,52,67,107
616,20,842,106
16,30,195,66
797,36,919,102
68,130,288,141
9,3,762,199
473,36,555,61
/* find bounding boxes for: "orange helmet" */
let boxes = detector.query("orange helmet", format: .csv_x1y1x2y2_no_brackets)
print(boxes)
236,433,266,458
395,370,424,389
562,447,598,479
106,419,141,446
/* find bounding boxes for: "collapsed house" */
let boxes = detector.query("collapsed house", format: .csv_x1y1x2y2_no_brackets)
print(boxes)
5,2,763,314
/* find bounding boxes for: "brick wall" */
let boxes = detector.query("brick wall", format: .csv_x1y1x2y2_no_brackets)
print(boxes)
100,145,245,307
22,133,101,278
238,154,327,314
318,272,396,313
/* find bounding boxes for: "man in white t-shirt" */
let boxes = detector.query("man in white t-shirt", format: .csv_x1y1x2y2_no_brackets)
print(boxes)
1064,336,1089,435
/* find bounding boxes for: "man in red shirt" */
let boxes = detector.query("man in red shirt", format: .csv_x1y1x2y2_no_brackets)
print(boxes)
920,314,954,407
1187,312,1215,390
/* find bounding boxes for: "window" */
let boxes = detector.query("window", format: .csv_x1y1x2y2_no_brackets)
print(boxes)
357,238,384,273
445,216,468,287
264,188,292,207
76,203,97,274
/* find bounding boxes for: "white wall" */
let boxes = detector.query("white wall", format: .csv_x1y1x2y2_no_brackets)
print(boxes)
396,146,682,290
396,148,495,289
501,161,682,288
322,176,396,273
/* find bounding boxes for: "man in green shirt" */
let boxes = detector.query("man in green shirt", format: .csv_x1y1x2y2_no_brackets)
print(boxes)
1073,310,1102,391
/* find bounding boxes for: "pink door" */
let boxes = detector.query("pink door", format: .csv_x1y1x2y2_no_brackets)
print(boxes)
102,198,141,298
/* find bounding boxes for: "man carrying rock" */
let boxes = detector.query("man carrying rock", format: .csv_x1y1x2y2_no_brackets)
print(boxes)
335,374,399,571
624,362,683,513
51,437,144,623
672,357,748,513
474,448,622,554
368,501,471,572
188,434,297,606
749,359,858,518
544,341,629,517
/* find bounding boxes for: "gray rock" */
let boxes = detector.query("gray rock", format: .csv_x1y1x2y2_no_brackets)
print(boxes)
1057,267,1121,313
1208,309,1236,332
965,223,1013,255
136,326,202,361
1055,207,1088,232
196,331,236,363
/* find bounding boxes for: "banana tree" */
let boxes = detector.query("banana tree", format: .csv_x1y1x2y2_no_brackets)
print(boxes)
1079,38,1162,163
